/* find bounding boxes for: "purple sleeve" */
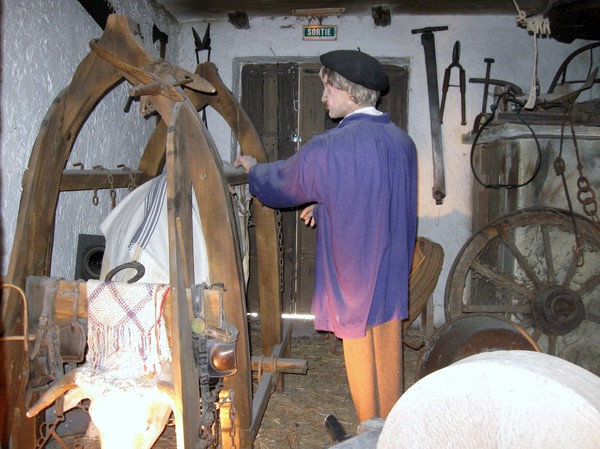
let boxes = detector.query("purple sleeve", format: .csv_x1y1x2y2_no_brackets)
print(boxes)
248,144,322,208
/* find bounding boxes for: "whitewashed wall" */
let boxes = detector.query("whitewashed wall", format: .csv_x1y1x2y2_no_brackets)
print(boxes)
0,0,178,280
1,1,596,325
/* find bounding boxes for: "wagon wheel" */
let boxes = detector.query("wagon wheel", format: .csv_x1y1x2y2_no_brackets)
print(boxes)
445,207,600,375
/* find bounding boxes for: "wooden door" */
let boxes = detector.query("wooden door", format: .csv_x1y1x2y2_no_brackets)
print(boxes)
242,61,408,316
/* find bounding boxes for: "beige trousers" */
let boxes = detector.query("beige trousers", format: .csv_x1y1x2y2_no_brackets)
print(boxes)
342,319,403,422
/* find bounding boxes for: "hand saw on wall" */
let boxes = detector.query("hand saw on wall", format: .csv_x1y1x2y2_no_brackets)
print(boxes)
77,0,116,29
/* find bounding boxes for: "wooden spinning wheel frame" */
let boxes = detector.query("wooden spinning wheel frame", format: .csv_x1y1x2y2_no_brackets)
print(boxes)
1,15,281,449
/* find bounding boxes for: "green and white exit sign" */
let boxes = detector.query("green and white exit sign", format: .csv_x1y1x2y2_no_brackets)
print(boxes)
303,25,337,41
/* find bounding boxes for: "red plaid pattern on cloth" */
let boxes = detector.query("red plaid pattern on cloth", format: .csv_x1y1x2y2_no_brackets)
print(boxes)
86,280,171,374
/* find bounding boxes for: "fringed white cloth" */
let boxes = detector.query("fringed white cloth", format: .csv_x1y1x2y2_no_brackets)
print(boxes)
86,280,171,376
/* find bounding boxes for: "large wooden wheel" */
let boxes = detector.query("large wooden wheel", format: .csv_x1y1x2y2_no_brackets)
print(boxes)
445,207,600,375
1,14,280,449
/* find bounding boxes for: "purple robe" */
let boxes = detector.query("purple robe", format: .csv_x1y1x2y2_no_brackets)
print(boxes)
249,112,417,338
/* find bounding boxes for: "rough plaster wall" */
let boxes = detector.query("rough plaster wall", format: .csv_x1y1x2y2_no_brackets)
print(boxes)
175,13,597,325
0,0,178,280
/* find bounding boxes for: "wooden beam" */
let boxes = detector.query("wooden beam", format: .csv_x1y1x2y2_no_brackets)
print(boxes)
251,320,293,439
59,169,151,191
251,356,307,375
59,166,244,191
165,103,201,449
191,63,282,358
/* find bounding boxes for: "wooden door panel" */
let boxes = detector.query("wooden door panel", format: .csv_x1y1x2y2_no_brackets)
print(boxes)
380,64,409,130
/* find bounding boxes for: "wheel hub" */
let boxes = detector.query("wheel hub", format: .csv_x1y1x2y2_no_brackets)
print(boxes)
532,286,585,335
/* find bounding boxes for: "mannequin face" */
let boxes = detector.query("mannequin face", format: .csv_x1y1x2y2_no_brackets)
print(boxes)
321,75,360,119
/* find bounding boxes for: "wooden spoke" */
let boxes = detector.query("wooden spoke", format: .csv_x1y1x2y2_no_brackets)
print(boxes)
463,304,531,314
531,327,544,342
587,312,600,325
541,224,556,284
471,259,534,300
496,224,544,290
517,317,535,329
561,245,581,288
547,335,557,356
577,271,600,298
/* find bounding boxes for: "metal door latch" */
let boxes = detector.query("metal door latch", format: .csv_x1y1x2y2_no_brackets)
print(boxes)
288,132,302,143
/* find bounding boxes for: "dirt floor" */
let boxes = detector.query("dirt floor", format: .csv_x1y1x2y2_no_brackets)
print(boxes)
250,319,419,449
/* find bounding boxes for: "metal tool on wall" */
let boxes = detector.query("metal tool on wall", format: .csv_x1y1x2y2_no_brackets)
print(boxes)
471,58,495,133
193,24,212,127
440,41,466,125
412,25,448,205
193,24,212,64
77,0,116,30
152,24,169,59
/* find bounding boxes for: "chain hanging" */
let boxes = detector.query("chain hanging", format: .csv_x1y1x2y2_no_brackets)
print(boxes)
91,188,100,206
70,162,100,206
117,163,137,191
33,399,89,449
92,165,117,209
555,111,583,266
224,389,237,449
567,112,600,230
197,331,219,448
34,397,68,449
276,210,284,295
553,106,600,268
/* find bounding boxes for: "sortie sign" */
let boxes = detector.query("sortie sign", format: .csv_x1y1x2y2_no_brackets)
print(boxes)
303,25,337,41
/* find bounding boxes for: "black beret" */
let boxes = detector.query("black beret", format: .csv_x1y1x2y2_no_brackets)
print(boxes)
320,50,388,92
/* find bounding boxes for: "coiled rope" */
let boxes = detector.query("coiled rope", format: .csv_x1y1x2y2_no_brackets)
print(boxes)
512,0,551,109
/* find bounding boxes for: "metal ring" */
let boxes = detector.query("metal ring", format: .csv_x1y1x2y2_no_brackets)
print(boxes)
104,261,146,283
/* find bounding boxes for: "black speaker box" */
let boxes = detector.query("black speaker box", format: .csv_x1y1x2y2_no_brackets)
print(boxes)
74,234,106,281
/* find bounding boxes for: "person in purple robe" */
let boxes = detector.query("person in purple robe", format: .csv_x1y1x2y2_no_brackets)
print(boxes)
235,49,417,423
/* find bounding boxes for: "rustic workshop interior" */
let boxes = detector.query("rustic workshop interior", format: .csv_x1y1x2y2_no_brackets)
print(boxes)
1,0,599,448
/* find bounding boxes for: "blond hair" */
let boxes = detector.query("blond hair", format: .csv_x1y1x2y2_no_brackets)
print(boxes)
320,66,380,106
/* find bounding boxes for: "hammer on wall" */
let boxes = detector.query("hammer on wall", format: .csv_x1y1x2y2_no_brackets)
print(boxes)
412,26,448,205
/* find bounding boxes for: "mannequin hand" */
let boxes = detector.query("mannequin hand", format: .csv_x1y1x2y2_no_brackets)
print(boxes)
300,204,317,228
233,155,258,174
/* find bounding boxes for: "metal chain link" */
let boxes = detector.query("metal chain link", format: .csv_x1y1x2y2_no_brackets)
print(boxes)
567,113,600,231
556,112,584,266
117,163,137,191
228,390,237,449
34,397,68,449
93,165,117,209
198,333,219,449
276,210,284,294
214,389,237,449
92,188,99,206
